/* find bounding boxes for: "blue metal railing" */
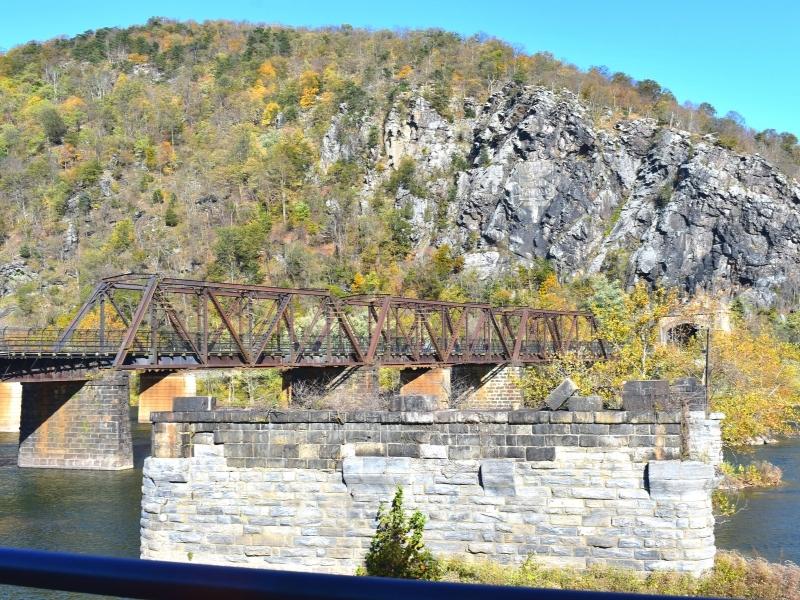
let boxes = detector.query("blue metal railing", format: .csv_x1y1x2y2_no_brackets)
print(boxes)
0,546,706,600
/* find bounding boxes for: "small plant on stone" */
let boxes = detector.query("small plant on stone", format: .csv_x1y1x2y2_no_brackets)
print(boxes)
362,487,442,580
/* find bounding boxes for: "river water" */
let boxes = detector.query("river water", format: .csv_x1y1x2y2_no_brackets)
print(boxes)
715,437,800,564
0,424,796,598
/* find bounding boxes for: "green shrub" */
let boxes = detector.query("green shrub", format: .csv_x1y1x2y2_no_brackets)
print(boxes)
39,107,67,144
362,487,441,580
164,196,179,227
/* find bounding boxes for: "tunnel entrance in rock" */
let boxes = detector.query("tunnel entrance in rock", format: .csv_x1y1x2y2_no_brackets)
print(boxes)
666,322,700,346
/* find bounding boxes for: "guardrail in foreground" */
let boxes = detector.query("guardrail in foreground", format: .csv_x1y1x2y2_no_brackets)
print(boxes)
0,546,711,600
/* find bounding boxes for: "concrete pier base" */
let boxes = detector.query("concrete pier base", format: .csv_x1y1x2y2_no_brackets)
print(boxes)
0,382,21,432
138,373,196,423
18,372,133,470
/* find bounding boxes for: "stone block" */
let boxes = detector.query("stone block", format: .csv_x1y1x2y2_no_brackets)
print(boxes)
480,460,517,496
525,447,555,462
419,444,448,459
622,380,673,412
173,396,216,412
545,378,578,411
389,395,440,412
567,396,604,411
587,535,619,549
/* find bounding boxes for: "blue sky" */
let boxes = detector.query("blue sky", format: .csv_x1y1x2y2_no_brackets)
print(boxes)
2,0,798,136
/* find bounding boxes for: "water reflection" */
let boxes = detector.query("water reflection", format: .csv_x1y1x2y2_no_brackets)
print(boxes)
0,424,149,599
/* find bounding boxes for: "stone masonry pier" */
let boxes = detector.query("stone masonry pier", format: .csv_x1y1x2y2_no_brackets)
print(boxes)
18,372,133,470
141,405,723,575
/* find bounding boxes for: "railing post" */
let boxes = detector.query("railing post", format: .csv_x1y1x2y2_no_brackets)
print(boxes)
99,296,105,350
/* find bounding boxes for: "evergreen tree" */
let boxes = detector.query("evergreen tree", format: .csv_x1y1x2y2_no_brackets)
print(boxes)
164,195,179,227
363,487,441,580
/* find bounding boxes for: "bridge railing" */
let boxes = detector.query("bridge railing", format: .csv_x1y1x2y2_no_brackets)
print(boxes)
0,327,125,354
0,546,695,600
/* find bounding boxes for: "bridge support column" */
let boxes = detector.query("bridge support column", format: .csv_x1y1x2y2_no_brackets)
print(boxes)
0,382,21,432
138,373,197,423
282,367,380,407
18,371,133,470
399,368,451,408
451,365,524,409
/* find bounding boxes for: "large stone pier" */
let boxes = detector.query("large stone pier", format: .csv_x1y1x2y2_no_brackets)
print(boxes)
138,373,196,423
0,382,21,432
18,372,133,470
141,402,723,574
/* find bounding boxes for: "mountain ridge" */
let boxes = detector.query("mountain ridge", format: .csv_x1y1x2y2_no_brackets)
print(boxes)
0,20,798,324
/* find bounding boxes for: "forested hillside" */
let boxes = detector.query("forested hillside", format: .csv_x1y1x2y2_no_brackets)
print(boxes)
1,18,799,326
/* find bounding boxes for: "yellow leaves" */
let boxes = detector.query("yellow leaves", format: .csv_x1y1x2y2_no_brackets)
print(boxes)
250,60,278,102
113,73,129,93
536,273,570,310
709,330,800,446
318,90,334,107
351,271,382,294
248,81,268,102
352,272,366,293
60,96,85,112
21,94,45,119
105,219,135,253
395,65,413,79
258,60,277,80
157,140,176,174
261,102,281,126
298,69,320,109
60,96,86,128
322,64,342,90
127,53,149,64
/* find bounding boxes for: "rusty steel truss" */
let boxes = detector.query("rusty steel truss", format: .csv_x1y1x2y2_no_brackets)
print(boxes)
0,274,606,380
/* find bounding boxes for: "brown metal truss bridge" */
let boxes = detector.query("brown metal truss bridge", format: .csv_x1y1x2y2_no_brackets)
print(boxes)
0,274,606,380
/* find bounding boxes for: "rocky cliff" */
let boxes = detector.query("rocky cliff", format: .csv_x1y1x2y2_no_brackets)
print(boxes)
377,85,800,307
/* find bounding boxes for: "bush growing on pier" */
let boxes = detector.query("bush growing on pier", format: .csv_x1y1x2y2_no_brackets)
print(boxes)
362,487,442,581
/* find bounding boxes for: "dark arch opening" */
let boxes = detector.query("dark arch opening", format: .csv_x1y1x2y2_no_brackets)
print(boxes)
667,322,699,346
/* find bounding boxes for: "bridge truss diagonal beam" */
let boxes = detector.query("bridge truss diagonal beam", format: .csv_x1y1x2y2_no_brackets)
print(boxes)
0,274,607,379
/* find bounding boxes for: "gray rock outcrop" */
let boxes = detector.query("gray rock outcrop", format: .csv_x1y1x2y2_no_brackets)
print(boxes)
0,261,35,297
441,84,800,306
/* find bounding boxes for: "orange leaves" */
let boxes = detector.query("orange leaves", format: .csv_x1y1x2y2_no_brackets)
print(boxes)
395,65,413,80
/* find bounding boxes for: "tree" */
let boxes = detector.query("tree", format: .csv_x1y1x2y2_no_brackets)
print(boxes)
164,195,179,227
208,211,271,283
363,487,441,581
39,107,67,144
106,218,135,252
